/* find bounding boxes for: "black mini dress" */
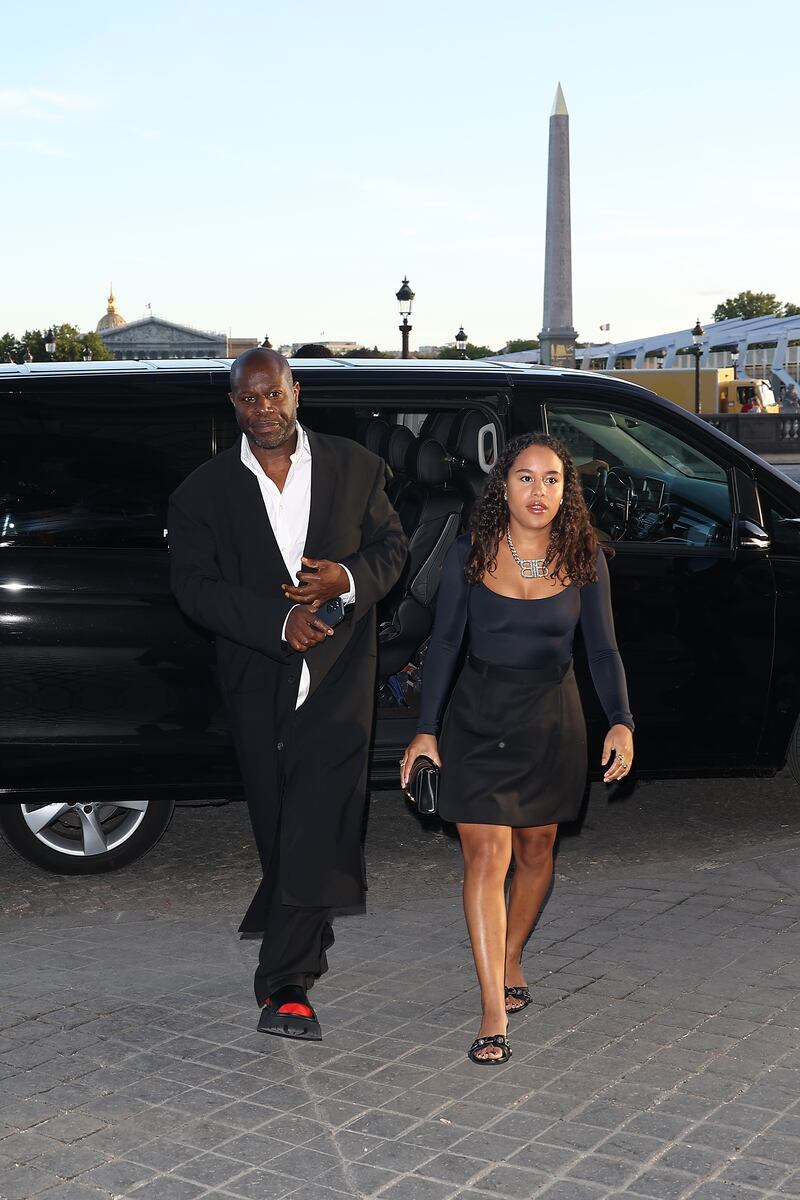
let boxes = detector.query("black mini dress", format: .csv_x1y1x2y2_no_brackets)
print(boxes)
416,535,634,828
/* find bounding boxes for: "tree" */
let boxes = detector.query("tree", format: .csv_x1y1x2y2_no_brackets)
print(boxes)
712,291,800,322
0,324,111,363
343,346,392,358
437,342,495,360
501,338,540,353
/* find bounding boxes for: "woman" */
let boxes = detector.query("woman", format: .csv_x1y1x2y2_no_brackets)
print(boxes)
401,433,634,1065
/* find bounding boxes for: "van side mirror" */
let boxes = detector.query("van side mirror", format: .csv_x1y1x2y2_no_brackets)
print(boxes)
772,516,800,551
734,517,770,553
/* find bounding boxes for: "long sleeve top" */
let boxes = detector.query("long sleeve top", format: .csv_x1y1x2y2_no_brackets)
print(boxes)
416,533,634,735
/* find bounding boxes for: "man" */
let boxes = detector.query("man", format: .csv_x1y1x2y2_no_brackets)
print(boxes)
168,349,407,1039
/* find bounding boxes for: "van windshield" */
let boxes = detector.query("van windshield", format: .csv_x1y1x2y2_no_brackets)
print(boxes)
554,410,727,482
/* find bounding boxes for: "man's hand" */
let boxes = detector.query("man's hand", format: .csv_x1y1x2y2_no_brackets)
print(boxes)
282,557,349,612
284,605,335,652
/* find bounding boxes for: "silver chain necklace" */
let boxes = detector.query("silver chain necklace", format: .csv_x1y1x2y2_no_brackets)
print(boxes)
506,528,549,578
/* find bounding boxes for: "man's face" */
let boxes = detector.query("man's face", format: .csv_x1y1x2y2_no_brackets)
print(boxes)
229,359,300,451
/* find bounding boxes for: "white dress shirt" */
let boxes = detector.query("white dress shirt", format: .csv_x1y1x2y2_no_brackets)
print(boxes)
240,425,355,708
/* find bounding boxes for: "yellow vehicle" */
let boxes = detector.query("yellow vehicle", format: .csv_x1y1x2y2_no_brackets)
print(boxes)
593,367,779,414
719,378,779,414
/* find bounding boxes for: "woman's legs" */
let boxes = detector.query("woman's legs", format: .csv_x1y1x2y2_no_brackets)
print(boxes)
457,822,513,1060
505,824,558,1005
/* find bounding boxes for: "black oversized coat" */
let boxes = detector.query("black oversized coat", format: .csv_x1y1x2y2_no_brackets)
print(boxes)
168,432,407,915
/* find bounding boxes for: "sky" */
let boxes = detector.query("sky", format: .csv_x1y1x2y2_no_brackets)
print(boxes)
2,0,798,352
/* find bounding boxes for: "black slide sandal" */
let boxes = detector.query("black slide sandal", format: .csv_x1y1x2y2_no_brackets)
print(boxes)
505,985,532,1014
468,1034,512,1065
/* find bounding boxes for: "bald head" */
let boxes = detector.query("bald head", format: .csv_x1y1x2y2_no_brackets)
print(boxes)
230,347,293,393
229,347,300,455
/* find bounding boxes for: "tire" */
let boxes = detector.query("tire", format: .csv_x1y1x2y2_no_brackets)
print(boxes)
789,715,800,787
0,798,175,875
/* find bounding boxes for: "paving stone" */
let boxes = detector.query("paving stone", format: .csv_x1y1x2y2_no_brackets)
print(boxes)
626,1166,698,1198
0,1162,63,1198
464,1162,551,1196
747,1134,800,1166
171,1150,250,1187
683,1184,765,1199
315,1160,398,1195
359,1139,436,1172
125,1137,203,1169
534,1120,609,1151
125,1176,208,1199
508,1141,582,1173
32,1142,109,1179
0,1128,57,1162
682,1124,751,1154
80,1158,158,1192
597,1131,668,1163
415,1151,486,1185
31,1184,112,1200
377,1178,454,1200
534,1182,608,1200
566,1153,639,1187
717,1158,792,1189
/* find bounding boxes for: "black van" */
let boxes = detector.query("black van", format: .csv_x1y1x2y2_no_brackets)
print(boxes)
2,357,800,874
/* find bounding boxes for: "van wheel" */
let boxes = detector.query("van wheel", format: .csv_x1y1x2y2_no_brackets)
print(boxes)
788,716,800,787
0,798,175,875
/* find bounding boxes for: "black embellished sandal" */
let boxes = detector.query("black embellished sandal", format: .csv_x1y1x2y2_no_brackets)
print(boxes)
505,985,532,1014
467,1034,512,1065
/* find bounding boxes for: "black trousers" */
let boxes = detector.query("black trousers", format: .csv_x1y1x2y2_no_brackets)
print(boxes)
247,833,335,1006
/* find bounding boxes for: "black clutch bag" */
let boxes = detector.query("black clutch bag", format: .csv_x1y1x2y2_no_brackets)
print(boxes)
405,755,440,816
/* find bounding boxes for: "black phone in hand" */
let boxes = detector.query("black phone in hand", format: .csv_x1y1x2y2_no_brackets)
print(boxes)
314,597,345,628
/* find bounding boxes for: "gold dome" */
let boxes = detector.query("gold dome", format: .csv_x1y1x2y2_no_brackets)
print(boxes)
96,284,126,332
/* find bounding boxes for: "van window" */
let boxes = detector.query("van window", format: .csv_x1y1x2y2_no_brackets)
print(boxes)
546,403,733,548
0,388,234,548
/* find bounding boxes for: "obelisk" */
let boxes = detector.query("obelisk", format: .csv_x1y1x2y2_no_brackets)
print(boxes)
539,83,578,368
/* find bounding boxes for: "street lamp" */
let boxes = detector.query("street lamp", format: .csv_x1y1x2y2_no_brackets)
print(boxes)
44,327,57,360
656,348,667,369
455,326,468,359
731,348,740,377
82,345,92,362
691,318,704,415
396,276,415,360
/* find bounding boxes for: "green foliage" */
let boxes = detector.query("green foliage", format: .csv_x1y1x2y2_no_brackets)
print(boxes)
712,291,800,322
437,342,495,360
342,345,392,358
502,338,540,353
0,324,112,363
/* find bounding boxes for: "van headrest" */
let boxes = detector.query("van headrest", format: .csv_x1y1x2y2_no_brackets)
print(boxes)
420,411,459,446
364,418,391,458
415,438,451,487
454,411,498,472
387,425,415,473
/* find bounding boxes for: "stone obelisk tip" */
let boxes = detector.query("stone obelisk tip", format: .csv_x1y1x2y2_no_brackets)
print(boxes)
551,83,567,117
539,83,577,367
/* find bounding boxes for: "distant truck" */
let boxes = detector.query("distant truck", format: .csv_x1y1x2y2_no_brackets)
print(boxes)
593,367,778,415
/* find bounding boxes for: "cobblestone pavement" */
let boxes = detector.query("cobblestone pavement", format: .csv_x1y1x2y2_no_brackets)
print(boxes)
3,779,800,1199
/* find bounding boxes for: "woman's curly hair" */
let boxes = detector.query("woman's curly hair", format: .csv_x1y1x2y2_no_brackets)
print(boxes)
466,432,603,587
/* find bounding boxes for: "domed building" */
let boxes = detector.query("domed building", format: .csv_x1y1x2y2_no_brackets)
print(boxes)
96,285,126,333
94,287,233,360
